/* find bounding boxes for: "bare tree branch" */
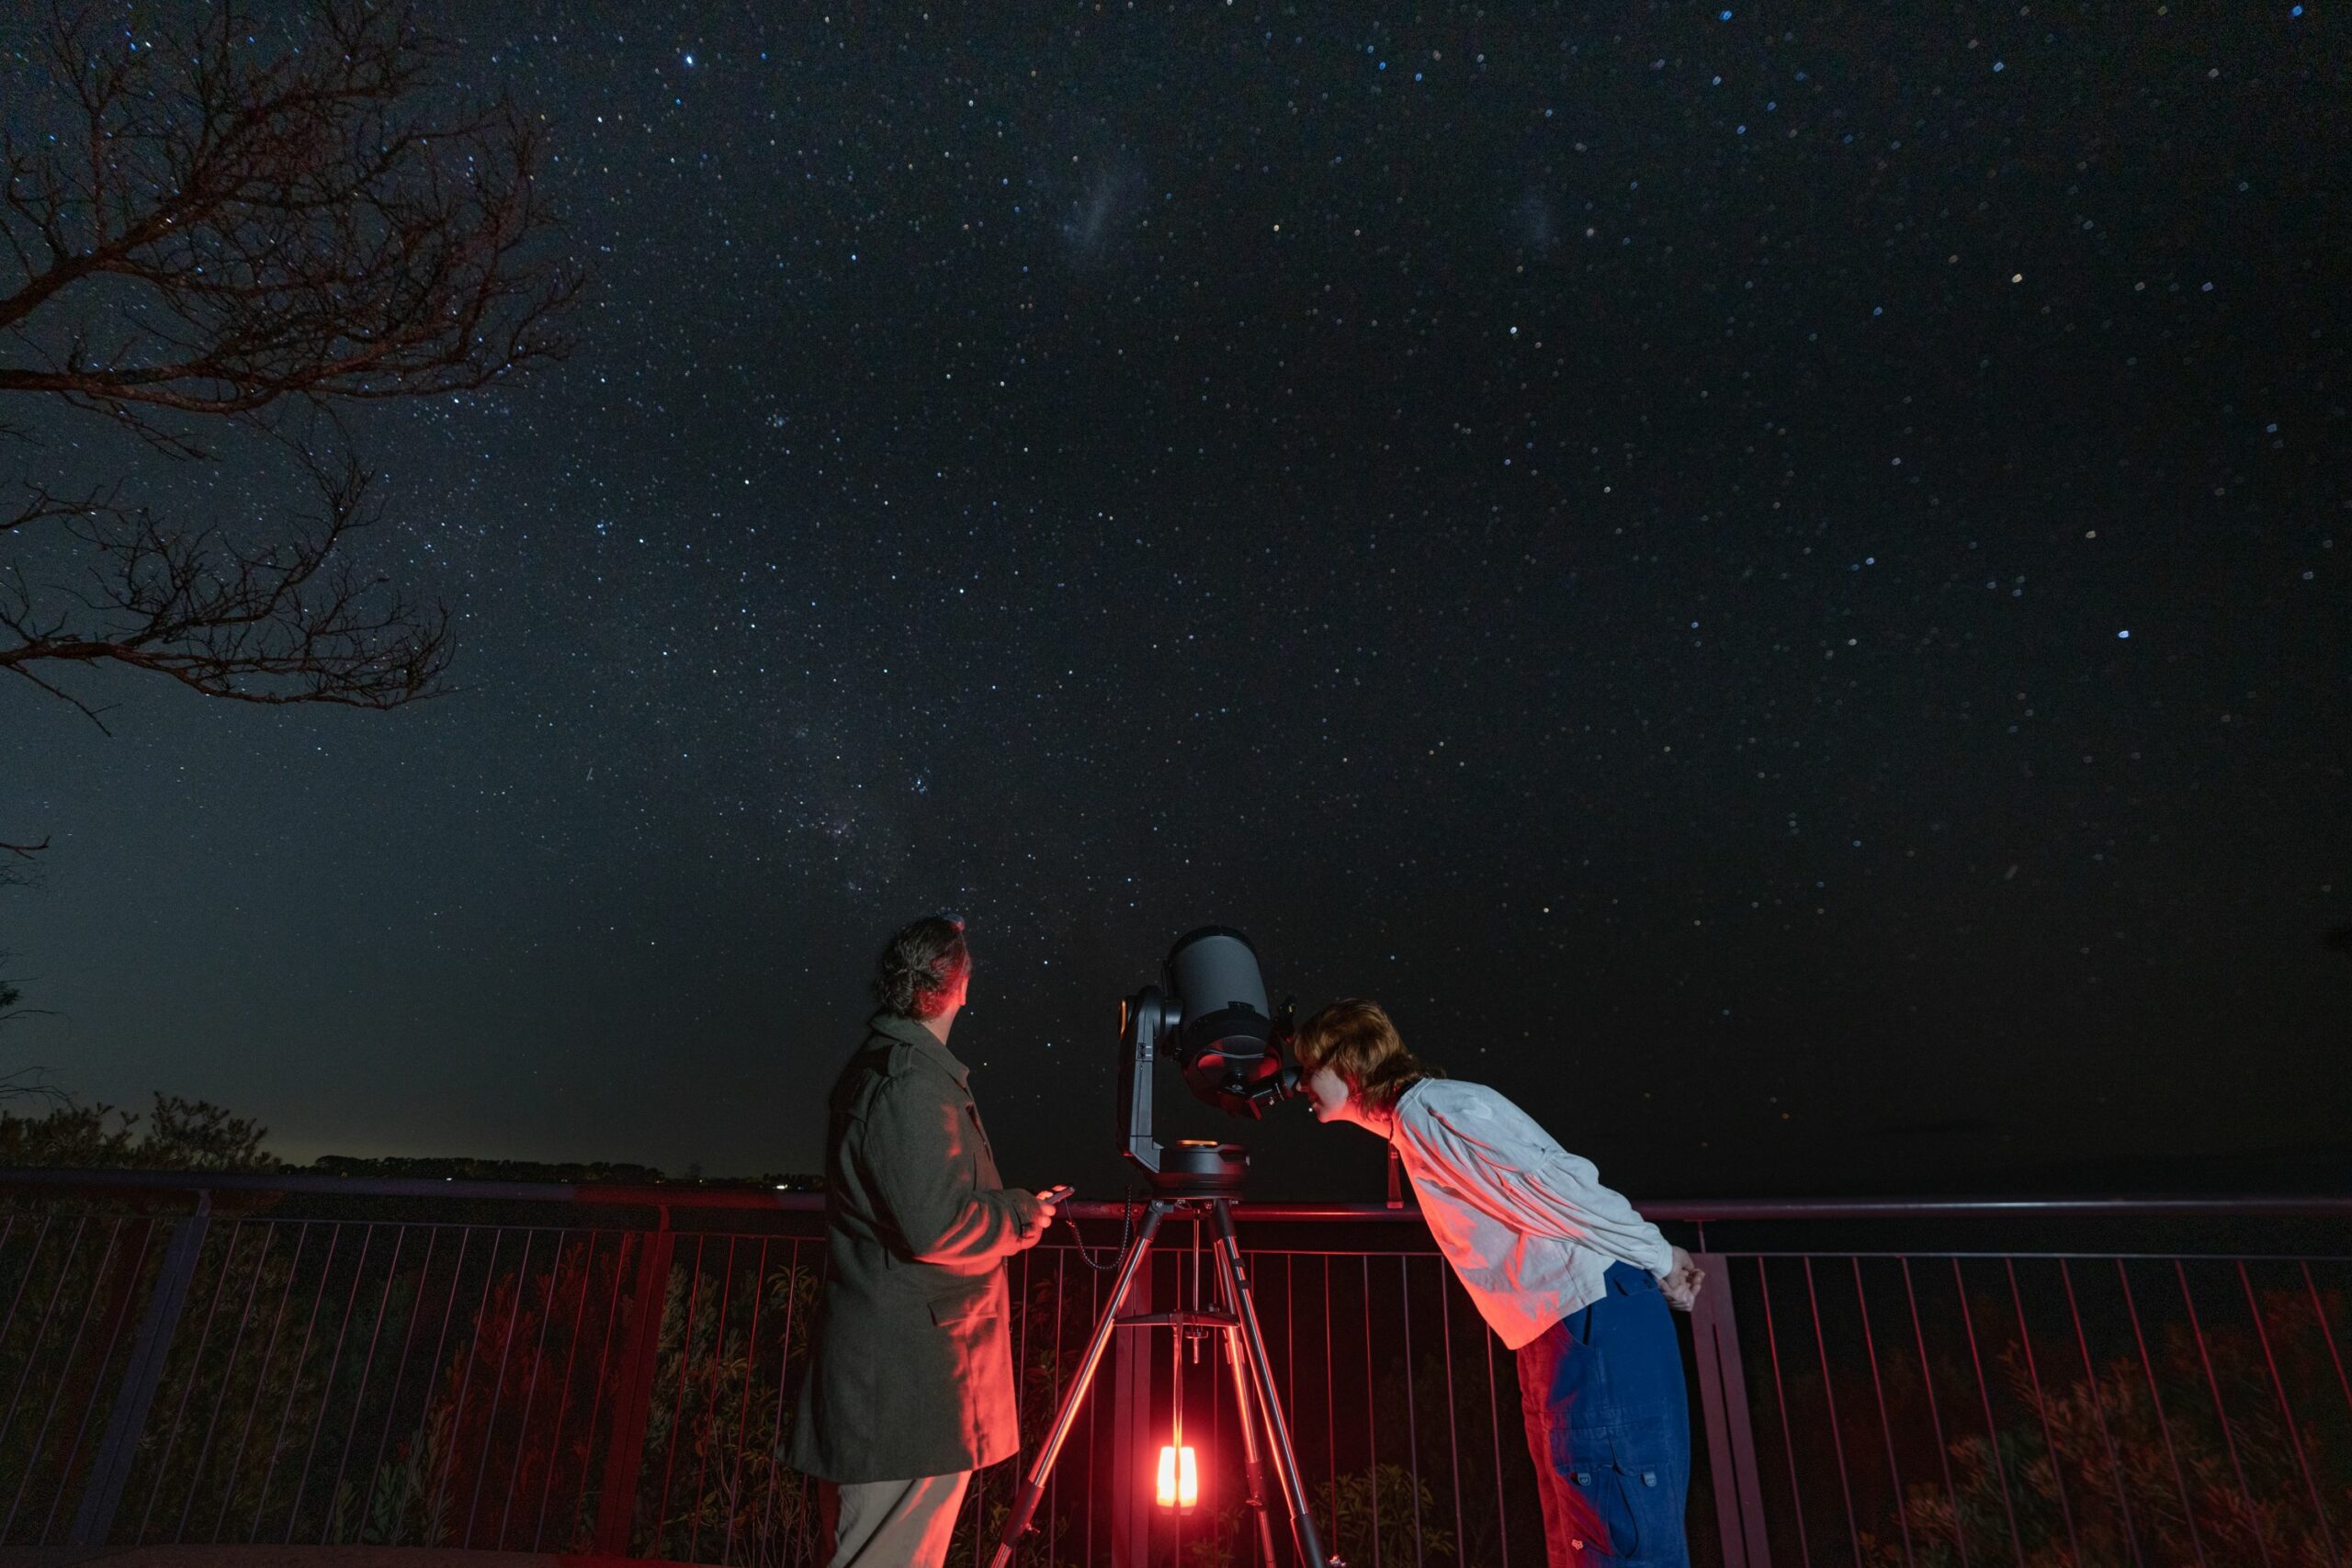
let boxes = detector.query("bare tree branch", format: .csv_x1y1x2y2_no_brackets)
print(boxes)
0,0,578,732
0,420,454,708
0,1,580,427
0,1066,70,1108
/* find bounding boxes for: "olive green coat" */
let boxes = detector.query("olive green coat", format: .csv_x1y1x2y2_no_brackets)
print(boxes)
787,1013,1043,1483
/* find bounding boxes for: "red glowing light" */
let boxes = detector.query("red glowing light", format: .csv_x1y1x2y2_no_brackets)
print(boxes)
1155,1444,1199,1510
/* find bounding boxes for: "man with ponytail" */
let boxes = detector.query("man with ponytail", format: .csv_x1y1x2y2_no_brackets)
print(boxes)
790,915,1062,1568
1296,999,1703,1568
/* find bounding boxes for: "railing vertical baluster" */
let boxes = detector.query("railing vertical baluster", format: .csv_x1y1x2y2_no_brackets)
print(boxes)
992,1241,1027,1568
758,1239,800,1558
1209,1249,1227,1566
0,1213,56,1348
1173,1242,1189,1568
1951,1258,2025,1566
576,1232,633,1551
252,1221,341,1540
2176,1260,2271,1567
288,1222,375,1543
1108,1236,1154,1568
594,1217,678,1557
1329,1255,1342,1562
2118,1258,2207,1568
430,1229,502,1543
145,1216,240,1543
1849,1259,1914,1568
789,1243,837,1568
366,1225,457,1546
1279,1259,1298,1568
1363,1253,1380,1568
180,1223,275,1542
1401,1255,1423,1568
1283,1251,1298,1502
719,1235,771,1567
2058,1258,2142,1568
1077,1241,1095,1568
325,1224,409,1546
1286,1249,1304,1568
2302,1262,2352,1422
0,1213,90,1542
36,1213,141,1541
1800,1258,1863,1568
1757,1257,1813,1566
1482,1303,1508,1568
0,1215,20,1322
1898,1258,1966,1568
2239,1260,2335,1565
687,1235,738,1564
790,1448,820,1568
2003,1258,2079,1563
686,1241,733,1568
1440,1268,1464,1568
655,1234,708,1558
215,1220,310,1542
465,1229,533,1547
535,1231,607,1553
1047,1243,1067,1568
15,1217,130,1542
498,1229,567,1550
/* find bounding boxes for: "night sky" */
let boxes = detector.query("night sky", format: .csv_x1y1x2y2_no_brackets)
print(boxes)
5,3,2346,1201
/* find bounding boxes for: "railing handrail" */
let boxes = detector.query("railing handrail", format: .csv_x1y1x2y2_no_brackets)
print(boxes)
3,1165,2349,1221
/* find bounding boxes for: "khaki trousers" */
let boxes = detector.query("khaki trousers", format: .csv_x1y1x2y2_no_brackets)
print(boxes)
820,1471,972,1568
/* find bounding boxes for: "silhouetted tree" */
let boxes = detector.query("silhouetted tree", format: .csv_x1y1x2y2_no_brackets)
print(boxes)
0,1089,278,1168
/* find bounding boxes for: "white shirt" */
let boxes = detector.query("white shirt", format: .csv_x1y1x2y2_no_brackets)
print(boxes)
1389,1078,1675,1350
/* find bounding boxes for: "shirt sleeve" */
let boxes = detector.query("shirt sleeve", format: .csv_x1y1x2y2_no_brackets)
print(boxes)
1398,1095,1676,1277
863,1069,1041,1268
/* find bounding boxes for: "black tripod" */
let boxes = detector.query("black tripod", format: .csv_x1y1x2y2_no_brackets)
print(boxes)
985,1189,1336,1568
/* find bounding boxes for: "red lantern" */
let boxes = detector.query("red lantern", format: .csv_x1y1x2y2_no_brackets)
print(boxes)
1155,1443,1199,1510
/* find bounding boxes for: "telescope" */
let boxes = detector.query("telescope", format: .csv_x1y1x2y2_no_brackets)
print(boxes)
1116,926,1305,1196
990,926,1336,1568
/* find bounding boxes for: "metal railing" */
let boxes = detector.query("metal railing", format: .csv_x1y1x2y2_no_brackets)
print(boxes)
1,1170,2346,1567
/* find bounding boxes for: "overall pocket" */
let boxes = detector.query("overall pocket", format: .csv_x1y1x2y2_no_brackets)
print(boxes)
1554,1419,1678,1562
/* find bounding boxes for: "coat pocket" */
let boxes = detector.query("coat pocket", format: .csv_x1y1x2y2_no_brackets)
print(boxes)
928,1287,998,1329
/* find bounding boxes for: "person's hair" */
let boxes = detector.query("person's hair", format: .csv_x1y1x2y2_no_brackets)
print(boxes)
1293,998,1439,1114
874,914,971,1020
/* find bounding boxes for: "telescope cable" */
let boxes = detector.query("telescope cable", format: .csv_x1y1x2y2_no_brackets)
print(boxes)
1063,1176,1138,1270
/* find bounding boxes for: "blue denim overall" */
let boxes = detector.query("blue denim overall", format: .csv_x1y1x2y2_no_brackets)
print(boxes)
1514,1261,1691,1567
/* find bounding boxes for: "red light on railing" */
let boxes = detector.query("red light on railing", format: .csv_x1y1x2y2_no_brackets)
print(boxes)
1155,1444,1198,1510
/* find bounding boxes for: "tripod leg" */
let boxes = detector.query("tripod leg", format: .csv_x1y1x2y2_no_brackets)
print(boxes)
1210,1201,1336,1568
1218,1315,1283,1568
987,1201,1169,1568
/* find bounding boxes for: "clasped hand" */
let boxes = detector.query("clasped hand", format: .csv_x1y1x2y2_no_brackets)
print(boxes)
1659,1245,1705,1312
